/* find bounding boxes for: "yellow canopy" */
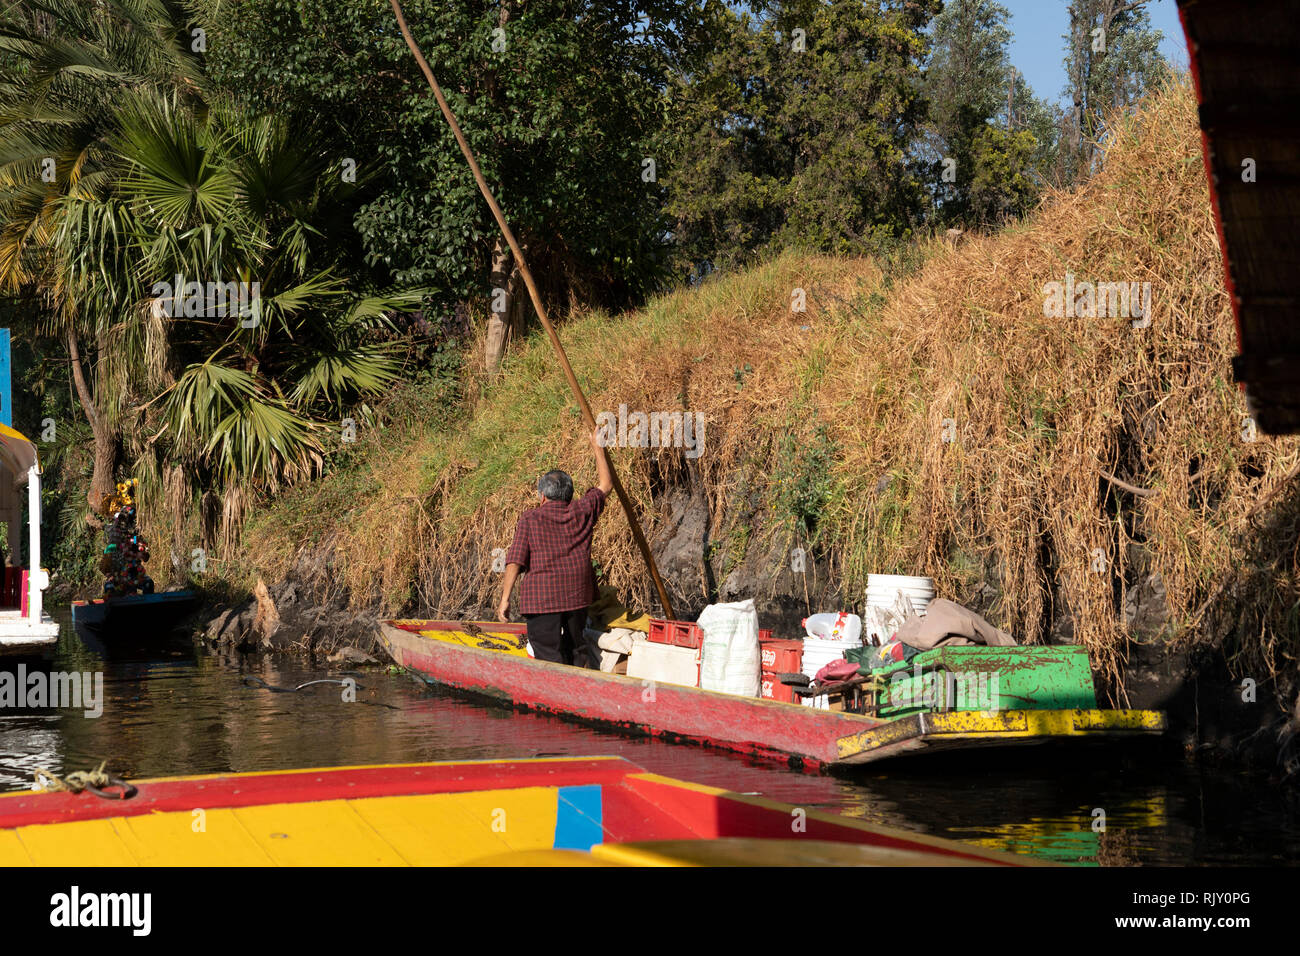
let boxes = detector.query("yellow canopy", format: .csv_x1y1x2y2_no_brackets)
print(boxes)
0,424,37,485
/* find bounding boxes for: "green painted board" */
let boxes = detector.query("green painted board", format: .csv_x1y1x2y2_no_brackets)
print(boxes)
867,645,1099,717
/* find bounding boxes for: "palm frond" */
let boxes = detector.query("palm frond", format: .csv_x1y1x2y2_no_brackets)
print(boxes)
289,343,402,407
165,358,324,488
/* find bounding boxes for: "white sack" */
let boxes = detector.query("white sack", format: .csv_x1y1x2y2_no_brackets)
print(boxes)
697,599,761,697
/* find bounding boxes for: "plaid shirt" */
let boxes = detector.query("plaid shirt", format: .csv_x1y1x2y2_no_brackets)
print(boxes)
506,488,607,614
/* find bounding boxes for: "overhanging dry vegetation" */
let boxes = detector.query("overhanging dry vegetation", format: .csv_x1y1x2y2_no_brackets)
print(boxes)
242,75,1298,700
819,75,1298,692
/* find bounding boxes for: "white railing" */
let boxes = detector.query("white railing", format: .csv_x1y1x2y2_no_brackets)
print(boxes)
26,463,44,623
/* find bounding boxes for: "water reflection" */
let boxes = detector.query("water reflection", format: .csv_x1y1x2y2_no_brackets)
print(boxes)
0,607,1295,865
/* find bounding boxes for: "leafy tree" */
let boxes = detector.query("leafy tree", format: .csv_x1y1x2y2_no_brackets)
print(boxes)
962,124,1039,224
926,0,1012,149
663,0,938,278
0,0,205,509
196,0,719,370
1006,67,1063,191
922,0,1055,227
1061,0,1167,182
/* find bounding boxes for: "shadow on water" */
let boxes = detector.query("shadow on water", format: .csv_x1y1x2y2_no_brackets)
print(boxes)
1,605,1296,865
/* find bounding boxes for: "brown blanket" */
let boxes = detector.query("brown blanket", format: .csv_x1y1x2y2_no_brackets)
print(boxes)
894,598,1017,650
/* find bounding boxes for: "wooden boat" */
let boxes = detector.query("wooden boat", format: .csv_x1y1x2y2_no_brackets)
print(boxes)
71,589,199,635
0,756,1034,866
379,620,1167,770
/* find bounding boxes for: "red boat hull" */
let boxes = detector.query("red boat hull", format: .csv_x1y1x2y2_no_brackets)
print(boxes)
380,622,886,769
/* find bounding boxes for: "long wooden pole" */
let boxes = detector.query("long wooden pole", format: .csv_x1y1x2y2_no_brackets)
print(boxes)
389,0,675,619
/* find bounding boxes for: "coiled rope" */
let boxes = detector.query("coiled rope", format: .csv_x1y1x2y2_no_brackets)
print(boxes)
33,761,137,800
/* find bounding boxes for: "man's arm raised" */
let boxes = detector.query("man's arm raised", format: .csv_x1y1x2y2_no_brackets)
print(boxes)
591,427,613,495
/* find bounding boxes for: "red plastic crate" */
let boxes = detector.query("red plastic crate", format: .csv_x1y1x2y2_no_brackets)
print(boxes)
759,639,803,673
760,671,799,705
649,622,777,650
647,619,705,649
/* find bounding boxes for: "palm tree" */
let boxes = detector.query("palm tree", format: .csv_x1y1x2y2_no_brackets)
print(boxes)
2,2,422,552
0,0,204,510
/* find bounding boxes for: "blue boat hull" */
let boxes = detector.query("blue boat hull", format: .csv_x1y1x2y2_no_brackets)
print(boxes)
71,590,200,635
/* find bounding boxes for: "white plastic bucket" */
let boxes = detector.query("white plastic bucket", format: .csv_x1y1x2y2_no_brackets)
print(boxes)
866,575,935,618
867,574,935,588
867,593,932,605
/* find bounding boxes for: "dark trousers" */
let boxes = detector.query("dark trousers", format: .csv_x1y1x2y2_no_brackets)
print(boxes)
525,609,599,668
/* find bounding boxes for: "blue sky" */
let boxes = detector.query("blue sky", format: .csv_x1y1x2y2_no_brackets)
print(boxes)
1003,0,1189,105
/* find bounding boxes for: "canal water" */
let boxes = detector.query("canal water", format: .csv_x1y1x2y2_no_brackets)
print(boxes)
2,607,1297,865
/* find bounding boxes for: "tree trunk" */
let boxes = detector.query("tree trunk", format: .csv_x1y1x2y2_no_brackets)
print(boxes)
67,329,116,517
484,235,513,373
482,3,522,375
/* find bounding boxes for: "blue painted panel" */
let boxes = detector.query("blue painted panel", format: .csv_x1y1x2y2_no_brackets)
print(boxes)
553,784,604,851
0,328,11,428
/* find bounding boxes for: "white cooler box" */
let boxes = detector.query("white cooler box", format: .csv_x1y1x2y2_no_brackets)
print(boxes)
626,641,700,688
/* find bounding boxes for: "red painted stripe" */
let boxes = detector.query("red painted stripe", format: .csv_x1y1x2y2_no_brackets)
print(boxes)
0,758,637,830
623,776,1016,864
1178,3,1245,355
600,782,703,843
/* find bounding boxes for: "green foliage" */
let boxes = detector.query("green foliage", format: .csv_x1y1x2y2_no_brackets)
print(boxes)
59,85,417,487
965,124,1042,224
922,0,1057,226
663,0,938,277
926,0,1013,136
707,523,751,578
197,0,718,311
0,313,100,589
1061,0,1168,183
0,1,457,566
772,421,837,535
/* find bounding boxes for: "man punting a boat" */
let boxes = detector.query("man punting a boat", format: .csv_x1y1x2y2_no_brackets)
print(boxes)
496,429,613,668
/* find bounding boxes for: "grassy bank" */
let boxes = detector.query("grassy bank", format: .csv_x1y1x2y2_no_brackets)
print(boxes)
241,75,1297,699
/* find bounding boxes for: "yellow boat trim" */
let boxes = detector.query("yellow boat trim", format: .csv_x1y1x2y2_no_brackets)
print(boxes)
388,621,529,656
836,709,1167,760
0,788,564,866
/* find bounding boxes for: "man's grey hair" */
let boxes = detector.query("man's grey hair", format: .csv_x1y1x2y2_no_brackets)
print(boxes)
538,469,574,503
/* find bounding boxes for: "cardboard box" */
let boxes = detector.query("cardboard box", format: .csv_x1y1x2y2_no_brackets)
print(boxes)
627,640,700,688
